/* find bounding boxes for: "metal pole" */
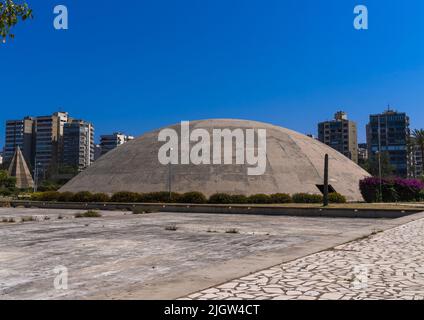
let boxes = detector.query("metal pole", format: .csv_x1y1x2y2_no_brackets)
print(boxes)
323,154,329,207
33,162,38,193
168,162,172,201
378,116,383,202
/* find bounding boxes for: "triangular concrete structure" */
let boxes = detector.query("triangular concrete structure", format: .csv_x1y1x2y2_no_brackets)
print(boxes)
8,147,34,189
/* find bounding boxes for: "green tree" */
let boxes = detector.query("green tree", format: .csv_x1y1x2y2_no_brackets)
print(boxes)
0,170,16,188
362,151,395,178
0,0,32,42
412,129,424,178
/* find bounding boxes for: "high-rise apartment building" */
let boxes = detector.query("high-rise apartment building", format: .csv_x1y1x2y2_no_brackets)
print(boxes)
63,120,95,171
358,143,368,165
4,117,35,167
410,144,423,178
100,132,134,155
34,112,69,171
318,111,358,163
366,109,410,177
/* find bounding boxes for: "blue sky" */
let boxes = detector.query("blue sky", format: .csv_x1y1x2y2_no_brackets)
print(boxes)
1,0,424,146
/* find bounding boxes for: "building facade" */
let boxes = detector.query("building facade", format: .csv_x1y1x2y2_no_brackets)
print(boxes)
4,111,96,179
410,144,423,178
34,112,69,171
4,117,35,167
100,132,134,155
63,120,95,171
366,109,410,177
318,111,358,163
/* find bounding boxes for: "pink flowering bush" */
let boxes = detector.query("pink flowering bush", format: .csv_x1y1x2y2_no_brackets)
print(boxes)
360,177,424,203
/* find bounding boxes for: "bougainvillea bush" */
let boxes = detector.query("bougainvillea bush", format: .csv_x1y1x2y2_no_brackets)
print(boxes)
359,177,424,203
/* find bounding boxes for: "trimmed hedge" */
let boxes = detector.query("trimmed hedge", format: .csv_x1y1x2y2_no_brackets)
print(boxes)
71,191,93,202
248,194,272,204
34,191,61,201
209,193,233,204
270,193,292,204
292,193,323,203
177,192,207,204
27,190,350,205
328,192,347,204
91,193,111,202
138,192,181,203
230,194,248,204
58,192,74,202
359,177,424,203
110,191,139,203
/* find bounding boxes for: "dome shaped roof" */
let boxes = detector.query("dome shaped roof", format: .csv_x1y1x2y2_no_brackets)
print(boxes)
61,119,370,201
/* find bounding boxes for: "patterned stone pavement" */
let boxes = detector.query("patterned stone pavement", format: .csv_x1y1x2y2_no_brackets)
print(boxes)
185,218,424,300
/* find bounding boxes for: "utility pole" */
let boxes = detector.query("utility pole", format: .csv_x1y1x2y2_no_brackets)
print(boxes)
323,154,329,207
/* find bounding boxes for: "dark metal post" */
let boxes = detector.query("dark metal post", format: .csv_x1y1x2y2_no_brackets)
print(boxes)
168,162,172,201
323,154,329,206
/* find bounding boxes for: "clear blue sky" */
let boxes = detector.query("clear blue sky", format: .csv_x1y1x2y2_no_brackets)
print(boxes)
1,0,424,146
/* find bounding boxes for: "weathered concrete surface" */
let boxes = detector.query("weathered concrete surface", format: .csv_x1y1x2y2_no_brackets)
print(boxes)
186,215,424,300
61,119,370,201
1,208,422,300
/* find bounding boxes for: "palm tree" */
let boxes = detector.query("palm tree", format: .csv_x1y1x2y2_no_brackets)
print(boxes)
412,129,424,178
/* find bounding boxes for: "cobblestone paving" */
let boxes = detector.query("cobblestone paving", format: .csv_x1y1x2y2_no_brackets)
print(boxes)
186,219,424,300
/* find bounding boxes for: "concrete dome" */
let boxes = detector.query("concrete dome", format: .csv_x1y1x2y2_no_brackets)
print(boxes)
61,119,370,201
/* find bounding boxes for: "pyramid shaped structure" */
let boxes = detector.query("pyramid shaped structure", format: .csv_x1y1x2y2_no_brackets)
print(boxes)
8,146,34,189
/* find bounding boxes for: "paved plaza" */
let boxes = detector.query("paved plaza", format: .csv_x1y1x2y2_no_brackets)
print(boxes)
0,207,423,300
186,218,424,300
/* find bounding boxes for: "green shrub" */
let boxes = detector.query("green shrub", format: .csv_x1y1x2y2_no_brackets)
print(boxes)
270,193,292,204
419,190,424,202
110,191,139,202
328,192,347,203
230,194,248,204
58,192,74,202
0,188,14,197
30,192,43,201
138,192,181,203
177,192,207,204
91,193,110,202
132,207,159,214
247,194,272,204
75,210,102,218
209,193,233,204
292,193,323,203
35,191,61,202
71,191,93,202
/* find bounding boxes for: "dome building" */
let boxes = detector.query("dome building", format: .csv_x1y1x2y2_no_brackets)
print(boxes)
60,119,370,201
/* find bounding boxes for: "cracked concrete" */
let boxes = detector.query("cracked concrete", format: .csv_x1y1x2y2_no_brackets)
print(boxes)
1,208,423,300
